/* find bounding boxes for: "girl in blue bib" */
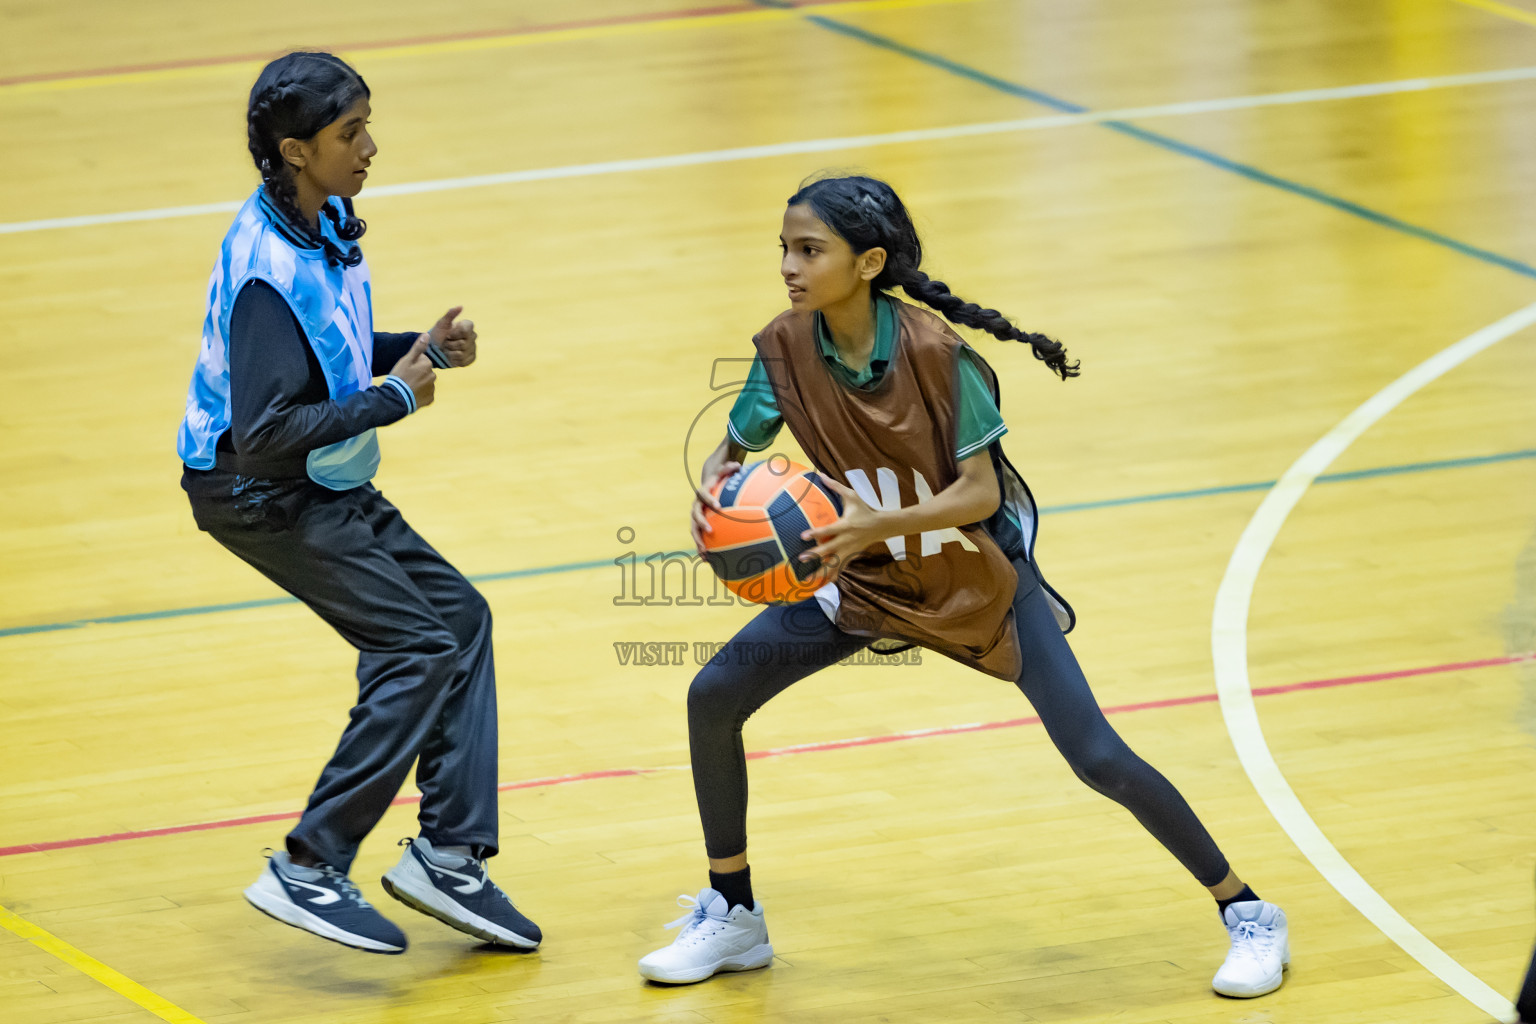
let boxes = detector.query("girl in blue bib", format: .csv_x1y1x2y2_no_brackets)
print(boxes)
177,51,538,956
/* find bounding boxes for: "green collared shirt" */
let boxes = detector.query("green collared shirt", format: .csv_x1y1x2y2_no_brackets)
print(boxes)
727,294,1008,460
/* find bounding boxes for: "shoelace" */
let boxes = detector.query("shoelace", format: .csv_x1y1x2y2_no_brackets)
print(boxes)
452,858,516,906
442,853,518,907
1228,920,1274,962
482,871,516,907
315,864,374,909
665,894,726,947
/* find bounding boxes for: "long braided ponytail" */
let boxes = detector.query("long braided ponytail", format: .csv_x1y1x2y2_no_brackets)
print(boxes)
787,175,1079,380
246,52,369,267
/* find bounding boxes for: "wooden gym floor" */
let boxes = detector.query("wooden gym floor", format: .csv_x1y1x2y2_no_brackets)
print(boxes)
2,1,1535,1021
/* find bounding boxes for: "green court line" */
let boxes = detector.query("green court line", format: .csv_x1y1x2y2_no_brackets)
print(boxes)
3,448,1530,640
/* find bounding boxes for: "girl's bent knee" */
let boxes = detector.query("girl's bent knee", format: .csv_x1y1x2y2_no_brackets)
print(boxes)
1070,747,1134,799
687,667,734,719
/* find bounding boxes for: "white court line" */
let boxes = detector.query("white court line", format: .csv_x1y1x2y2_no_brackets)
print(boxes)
1211,301,1536,1024
4,64,1536,236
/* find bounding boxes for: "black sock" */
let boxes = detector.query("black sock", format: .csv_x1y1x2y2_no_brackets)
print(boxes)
709,866,754,911
1216,884,1260,920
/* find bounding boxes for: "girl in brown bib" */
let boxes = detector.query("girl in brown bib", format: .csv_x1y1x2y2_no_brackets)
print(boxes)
638,175,1288,999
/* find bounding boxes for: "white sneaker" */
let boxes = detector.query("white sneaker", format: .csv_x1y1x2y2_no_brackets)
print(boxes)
637,888,773,984
1212,900,1288,997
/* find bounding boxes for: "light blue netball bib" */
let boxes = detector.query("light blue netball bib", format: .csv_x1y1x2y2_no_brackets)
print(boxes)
177,189,379,490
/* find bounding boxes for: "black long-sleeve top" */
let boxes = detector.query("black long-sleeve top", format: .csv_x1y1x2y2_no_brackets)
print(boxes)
218,279,437,462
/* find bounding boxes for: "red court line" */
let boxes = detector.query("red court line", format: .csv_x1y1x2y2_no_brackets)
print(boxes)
741,653,1536,759
0,769,664,857
0,1,860,88
2,652,1529,858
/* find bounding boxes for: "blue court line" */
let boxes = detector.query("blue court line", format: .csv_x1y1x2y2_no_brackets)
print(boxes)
2,448,1530,641
1041,447,1536,514
0,559,616,639
800,14,1536,280
463,558,612,583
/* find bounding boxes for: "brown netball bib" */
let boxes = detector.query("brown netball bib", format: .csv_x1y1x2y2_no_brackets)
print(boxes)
753,299,1026,680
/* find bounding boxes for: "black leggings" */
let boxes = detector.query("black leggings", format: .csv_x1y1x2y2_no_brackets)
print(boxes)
687,562,1231,887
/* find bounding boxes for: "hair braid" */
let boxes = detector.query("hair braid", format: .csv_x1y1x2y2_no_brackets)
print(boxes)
895,267,1079,379
247,80,313,237
787,173,1080,380
245,53,369,267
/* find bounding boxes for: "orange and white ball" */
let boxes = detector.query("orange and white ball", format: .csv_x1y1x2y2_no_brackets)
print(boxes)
701,458,844,604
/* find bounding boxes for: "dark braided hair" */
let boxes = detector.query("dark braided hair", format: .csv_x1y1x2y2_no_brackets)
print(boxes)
247,52,369,267
787,175,1079,379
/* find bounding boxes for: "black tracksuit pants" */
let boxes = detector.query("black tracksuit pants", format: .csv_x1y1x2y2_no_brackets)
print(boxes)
686,556,1231,887
185,469,500,873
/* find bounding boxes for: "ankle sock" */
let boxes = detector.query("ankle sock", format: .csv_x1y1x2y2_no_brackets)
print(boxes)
275,851,324,880
709,866,754,911
1216,884,1260,920
421,841,475,867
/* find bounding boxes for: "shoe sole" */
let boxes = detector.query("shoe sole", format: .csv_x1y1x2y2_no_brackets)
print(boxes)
1212,944,1289,998
243,882,405,955
380,869,540,949
638,942,774,985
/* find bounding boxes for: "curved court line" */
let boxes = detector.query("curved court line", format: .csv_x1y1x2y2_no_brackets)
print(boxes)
2,448,1532,640
1212,301,1536,1023
7,65,1536,236
5,650,1528,859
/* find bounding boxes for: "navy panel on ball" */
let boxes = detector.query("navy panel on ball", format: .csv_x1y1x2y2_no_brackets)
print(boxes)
767,490,822,583
803,471,843,515
702,538,784,582
715,461,761,510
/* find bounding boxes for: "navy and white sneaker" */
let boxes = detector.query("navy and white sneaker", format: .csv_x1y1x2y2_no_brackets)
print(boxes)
380,837,541,949
244,850,407,954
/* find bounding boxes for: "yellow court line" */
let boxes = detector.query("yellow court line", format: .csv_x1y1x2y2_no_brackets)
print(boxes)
0,901,207,1024
1450,0,1536,28
2,0,979,95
